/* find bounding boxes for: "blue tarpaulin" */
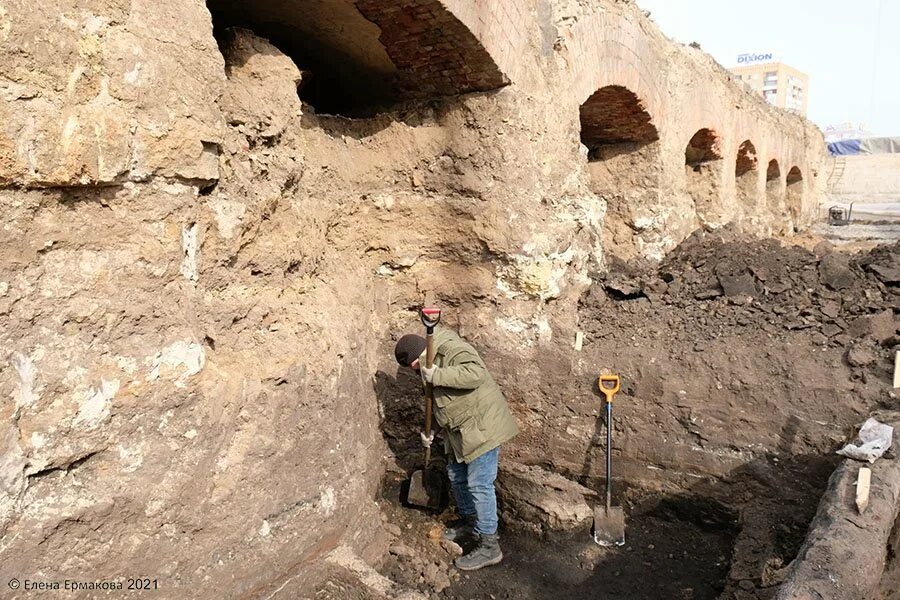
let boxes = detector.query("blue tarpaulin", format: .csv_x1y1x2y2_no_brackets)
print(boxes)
828,137,900,156
828,139,863,156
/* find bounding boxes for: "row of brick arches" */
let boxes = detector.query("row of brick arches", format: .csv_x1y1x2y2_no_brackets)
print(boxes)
580,85,805,233
204,2,804,231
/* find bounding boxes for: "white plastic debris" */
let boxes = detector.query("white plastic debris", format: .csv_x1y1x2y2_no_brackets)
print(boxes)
837,418,894,463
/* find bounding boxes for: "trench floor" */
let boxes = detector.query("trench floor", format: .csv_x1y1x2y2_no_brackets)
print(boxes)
379,475,742,600
445,495,736,600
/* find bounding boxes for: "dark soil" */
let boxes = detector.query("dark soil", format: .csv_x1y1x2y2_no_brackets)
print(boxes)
378,450,833,600
590,230,900,358
877,515,900,600
446,494,737,600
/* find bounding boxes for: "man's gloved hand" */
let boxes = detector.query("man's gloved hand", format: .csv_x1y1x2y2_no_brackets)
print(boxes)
420,431,435,448
420,363,437,384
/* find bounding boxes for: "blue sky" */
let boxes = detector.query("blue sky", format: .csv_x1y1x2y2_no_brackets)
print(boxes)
636,0,899,136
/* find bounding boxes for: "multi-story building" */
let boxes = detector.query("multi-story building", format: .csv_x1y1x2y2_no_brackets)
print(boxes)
730,56,809,116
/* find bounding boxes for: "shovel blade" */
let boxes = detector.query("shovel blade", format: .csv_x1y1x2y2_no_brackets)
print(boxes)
593,505,626,547
405,468,442,509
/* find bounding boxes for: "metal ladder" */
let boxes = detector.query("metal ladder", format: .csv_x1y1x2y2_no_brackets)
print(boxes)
826,157,846,191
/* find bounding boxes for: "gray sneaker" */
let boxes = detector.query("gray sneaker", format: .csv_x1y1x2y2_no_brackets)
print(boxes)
442,515,476,543
454,533,503,571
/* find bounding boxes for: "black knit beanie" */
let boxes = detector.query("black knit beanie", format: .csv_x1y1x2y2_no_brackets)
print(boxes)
394,334,427,366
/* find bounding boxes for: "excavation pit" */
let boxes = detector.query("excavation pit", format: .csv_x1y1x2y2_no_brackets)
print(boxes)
376,453,831,600
447,493,738,600
370,232,900,599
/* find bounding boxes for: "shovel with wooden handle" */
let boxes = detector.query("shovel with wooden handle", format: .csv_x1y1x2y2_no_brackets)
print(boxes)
593,374,626,546
406,307,445,509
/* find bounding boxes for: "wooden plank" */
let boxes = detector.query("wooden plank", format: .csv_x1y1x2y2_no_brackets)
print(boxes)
856,467,872,514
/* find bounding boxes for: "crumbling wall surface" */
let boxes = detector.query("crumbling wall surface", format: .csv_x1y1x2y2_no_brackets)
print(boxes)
0,0,838,596
0,17,397,598
777,421,900,600
0,0,223,187
0,0,594,595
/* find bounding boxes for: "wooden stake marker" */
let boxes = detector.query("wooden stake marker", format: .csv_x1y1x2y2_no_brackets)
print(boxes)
856,467,872,514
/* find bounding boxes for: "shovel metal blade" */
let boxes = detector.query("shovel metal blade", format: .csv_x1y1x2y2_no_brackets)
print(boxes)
405,469,442,509
593,505,626,547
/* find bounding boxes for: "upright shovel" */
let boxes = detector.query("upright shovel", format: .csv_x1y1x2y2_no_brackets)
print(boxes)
406,306,445,509
593,374,626,546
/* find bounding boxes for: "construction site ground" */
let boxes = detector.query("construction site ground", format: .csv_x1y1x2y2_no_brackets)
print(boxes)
347,229,900,600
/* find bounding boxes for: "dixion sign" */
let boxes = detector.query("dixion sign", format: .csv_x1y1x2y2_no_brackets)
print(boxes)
737,52,774,65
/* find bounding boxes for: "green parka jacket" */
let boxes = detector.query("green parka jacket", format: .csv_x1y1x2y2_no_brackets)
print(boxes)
426,327,518,463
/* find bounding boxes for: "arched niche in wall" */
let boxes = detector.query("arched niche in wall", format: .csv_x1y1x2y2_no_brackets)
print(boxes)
786,166,804,231
765,159,783,215
735,140,759,211
685,128,725,226
206,0,508,117
579,85,662,258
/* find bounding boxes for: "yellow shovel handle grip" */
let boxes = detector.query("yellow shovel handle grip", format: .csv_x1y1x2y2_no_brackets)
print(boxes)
599,374,621,403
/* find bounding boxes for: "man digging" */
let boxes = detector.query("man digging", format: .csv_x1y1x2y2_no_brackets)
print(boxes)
394,327,519,571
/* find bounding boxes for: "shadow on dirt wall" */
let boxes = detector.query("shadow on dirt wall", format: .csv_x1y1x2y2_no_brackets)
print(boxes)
374,367,451,474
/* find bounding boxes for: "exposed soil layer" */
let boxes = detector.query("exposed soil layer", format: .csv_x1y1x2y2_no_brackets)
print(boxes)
589,228,899,356
446,494,737,600
376,475,741,599
370,233,900,600
557,229,900,490
377,449,834,600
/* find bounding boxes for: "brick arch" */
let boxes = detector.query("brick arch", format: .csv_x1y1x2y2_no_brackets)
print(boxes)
206,0,511,115
735,140,759,176
685,128,723,166
684,128,726,225
356,0,510,98
678,79,732,155
765,159,784,215
439,0,527,85
785,166,804,227
734,140,760,210
565,13,666,123
579,85,659,153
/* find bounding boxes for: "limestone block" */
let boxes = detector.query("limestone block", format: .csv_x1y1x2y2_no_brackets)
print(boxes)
497,461,598,532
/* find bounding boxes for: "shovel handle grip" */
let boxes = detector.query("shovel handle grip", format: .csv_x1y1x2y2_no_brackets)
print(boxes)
599,374,621,403
420,307,442,332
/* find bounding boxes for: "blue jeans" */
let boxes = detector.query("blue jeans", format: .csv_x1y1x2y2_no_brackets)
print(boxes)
446,446,500,535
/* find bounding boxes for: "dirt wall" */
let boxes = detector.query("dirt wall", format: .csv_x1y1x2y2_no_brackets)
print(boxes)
825,154,900,205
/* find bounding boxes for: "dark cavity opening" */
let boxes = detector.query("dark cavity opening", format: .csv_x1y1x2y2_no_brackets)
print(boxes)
207,0,399,117
685,128,723,170
580,86,659,161
735,140,758,177
206,0,508,118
